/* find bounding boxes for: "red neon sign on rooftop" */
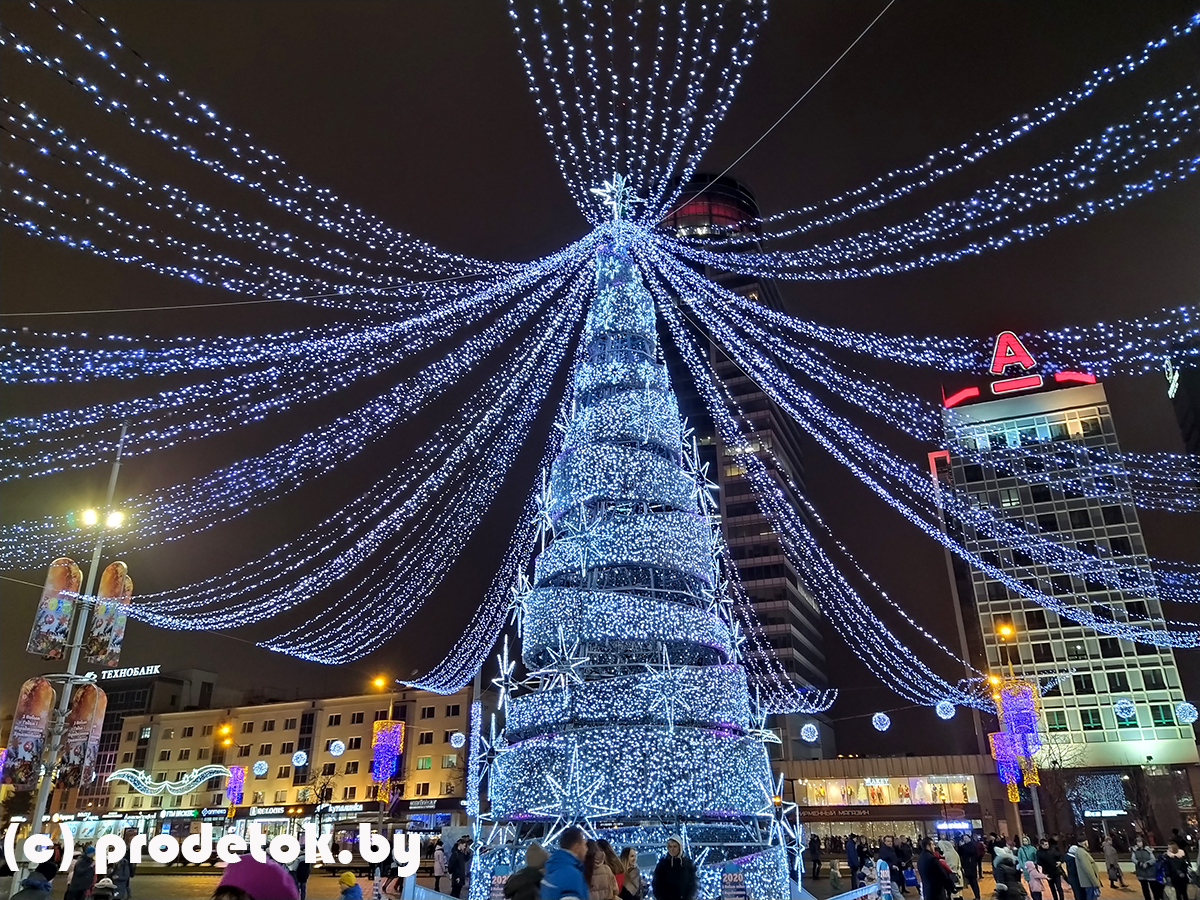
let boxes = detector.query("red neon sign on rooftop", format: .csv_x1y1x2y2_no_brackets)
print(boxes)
941,331,1096,408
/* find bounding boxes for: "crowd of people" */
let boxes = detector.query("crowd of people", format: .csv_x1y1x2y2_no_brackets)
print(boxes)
806,829,1200,900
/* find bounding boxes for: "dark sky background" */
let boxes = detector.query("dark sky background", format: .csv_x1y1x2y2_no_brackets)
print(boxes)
2,2,1198,755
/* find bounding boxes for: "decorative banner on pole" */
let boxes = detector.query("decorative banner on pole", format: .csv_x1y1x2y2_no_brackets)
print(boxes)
84,687,108,785
2,677,55,789
85,561,133,666
58,682,101,787
26,558,82,659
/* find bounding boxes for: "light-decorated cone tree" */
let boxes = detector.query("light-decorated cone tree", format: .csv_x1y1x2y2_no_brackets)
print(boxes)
474,178,794,899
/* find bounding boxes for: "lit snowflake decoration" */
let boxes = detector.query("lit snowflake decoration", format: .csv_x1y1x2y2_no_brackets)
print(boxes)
800,723,819,743
529,745,618,842
636,646,695,734
936,701,956,720
1113,698,1136,720
491,636,520,710
450,731,466,749
1176,701,1198,725
755,771,799,847
328,740,346,757
872,712,892,732
252,760,268,777
292,750,308,767
527,625,589,691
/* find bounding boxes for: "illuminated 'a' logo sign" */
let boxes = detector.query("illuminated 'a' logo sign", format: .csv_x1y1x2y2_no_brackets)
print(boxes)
942,331,1096,408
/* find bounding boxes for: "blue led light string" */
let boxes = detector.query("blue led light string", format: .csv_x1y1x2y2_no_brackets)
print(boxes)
130,272,587,641
667,89,1200,279
3,9,515,279
0,97,513,290
688,288,1200,513
0,269,582,570
693,298,1200,647
650,270,990,711
679,11,1200,246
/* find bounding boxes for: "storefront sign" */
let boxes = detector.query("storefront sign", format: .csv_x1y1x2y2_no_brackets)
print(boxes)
403,798,462,811
201,807,230,819
248,806,285,817
160,809,199,819
98,664,161,681
936,821,972,831
863,778,890,786
798,804,982,822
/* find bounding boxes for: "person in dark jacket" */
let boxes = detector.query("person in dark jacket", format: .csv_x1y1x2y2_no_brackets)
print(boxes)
651,836,696,900
449,837,473,899
506,843,549,900
919,838,957,900
541,827,590,900
1163,840,1191,900
809,834,823,880
10,871,53,900
848,834,862,889
64,846,96,900
1036,839,1064,900
880,837,905,894
959,835,982,900
293,857,311,900
993,847,1028,900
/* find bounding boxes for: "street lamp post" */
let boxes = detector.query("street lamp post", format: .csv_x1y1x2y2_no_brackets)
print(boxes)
13,424,128,897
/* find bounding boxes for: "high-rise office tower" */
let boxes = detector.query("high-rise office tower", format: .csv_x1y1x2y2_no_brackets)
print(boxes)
663,175,832,760
931,335,1197,770
1164,339,1200,456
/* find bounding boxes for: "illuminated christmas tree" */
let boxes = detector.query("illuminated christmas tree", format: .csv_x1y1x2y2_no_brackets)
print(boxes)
475,177,793,899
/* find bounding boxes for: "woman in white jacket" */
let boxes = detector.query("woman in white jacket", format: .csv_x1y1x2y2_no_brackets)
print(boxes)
433,840,448,893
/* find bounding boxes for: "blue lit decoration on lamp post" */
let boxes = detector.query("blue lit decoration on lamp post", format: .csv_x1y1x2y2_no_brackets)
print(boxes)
476,184,792,899
226,765,246,805
988,678,1042,802
371,720,404,785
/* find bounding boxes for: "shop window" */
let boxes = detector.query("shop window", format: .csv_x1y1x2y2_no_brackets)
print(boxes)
1151,704,1175,726
1079,709,1103,731
1045,711,1068,732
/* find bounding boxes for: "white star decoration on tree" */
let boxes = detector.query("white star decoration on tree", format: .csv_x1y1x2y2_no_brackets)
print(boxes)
636,645,693,732
590,173,643,224
492,637,519,711
530,745,618,842
507,572,532,633
747,687,782,745
756,772,799,849
528,625,589,691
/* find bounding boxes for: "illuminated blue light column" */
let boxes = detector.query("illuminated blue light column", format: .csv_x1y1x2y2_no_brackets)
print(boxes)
479,208,790,899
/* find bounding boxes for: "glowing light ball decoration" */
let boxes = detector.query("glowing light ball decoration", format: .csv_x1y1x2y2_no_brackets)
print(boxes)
800,723,819,743
1113,699,1136,721
252,760,268,777
226,765,245,805
291,750,308,768
481,213,789,900
450,731,466,749
936,701,956,720
872,713,892,732
328,740,346,757
371,720,404,783
1177,702,1199,725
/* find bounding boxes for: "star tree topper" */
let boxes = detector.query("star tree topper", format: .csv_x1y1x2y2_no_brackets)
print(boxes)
591,173,644,224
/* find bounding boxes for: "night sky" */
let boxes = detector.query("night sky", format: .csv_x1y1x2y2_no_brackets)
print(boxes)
2,2,1198,755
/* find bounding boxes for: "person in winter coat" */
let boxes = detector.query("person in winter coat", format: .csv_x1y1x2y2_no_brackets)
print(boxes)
880,837,906,894
939,839,964,900
449,838,473,899
1067,839,1101,900
91,877,117,900
810,835,823,880
505,843,549,900
848,834,862,889
1018,838,1038,882
619,847,643,900
292,857,311,900
212,855,301,900
586,841,618,900
1133,837,1165,900
64,846,96,900
9,871,53,900
918,837,956,900
109,855,132,900
652,835,697,900
1024,861,1048,900
541,827,591,900
597,841,625,896
1037,839,1065,900
959,835,982,900
1163,840,1191,900
338,871,364,900
433,840,448,894
1105,836,1129,889
993,847,1028,900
